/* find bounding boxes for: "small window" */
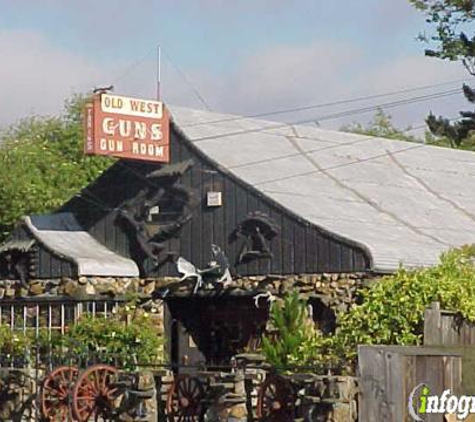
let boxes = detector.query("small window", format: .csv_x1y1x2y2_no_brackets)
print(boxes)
147,205,160,222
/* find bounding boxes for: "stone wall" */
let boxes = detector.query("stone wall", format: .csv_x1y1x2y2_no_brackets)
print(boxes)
162,271,372,320
0,273,374,336
156,365,358,422
0,272,375,421
0,276,168,299
0,368,38,420
0,271,372,305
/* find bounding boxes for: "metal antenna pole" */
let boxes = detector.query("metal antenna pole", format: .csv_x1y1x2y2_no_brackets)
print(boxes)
157,45,162,101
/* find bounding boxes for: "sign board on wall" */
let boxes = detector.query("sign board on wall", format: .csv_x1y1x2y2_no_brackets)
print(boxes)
84,94,170,163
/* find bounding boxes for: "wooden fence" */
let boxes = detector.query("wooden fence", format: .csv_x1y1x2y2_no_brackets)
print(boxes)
358,345,462,422
424,301,475,347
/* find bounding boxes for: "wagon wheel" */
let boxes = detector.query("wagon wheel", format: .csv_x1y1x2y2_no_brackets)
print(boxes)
166,374,206,421
40,366,79,421
72,364,123,422
257,374,296,421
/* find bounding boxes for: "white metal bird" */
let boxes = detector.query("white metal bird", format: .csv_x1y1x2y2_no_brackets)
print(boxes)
211,244,232,285
253,291,277,308
176,257,203,293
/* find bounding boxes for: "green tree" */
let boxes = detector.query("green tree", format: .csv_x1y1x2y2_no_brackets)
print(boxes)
343,108,460,148
409,0,475,148
341,108,419,142
261,291,337,372
0,95,113,241
261,291,315,371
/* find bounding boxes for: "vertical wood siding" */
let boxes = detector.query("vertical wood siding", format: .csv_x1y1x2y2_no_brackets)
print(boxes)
55,126,371,278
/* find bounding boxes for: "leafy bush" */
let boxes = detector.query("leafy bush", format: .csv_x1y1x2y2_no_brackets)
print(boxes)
335,245,475,361
0,308,164,369
263,246,475,372
65,313,163,368
0,325,29,358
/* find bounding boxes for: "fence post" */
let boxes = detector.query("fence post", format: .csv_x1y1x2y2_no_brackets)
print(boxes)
424,301,441,346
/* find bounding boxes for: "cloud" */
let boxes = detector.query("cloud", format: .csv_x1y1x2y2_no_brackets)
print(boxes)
184,42,468,132
216,41,362,115
0,29,113,125
349,55,468,129
371,1,420,32
0,28,470,137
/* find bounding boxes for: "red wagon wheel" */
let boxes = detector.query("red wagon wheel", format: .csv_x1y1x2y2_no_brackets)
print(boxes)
40,365,79,421
72,364,123,422
257,374,296,421
166,374,206,421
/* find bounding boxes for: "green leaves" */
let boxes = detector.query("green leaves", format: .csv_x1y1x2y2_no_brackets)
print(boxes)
342,108,418,142
0,310,164,369
261,291,338,372
335,245,475,363
65,313,163,368
263,247,475,373
409,0,475,149
0,94,113,241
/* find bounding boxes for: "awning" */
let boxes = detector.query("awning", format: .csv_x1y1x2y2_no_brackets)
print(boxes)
24,213,139,277
0,239,35,254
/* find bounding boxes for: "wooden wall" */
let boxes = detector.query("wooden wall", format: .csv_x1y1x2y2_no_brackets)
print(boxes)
358,345,462,422
8,224,76,279
47,124,370,278
424,301,475,347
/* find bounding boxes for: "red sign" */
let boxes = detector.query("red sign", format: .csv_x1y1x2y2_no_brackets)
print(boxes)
84,93,170,162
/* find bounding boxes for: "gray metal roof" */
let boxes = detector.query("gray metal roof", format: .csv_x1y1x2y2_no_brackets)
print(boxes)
170,106,475,273
0,239,35,254
25,213,139,277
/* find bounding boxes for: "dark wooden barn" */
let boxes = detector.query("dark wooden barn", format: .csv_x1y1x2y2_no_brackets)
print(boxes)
4,104,475,366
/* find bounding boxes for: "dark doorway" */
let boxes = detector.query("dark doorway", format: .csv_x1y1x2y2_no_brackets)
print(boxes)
165,296,270,367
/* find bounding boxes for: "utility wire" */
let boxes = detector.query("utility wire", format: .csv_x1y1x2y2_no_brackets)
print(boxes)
107,43,465,133
253,117,463,188
161,48,213,111
111,47,157,86
229,128,422,171
180,78,468,128
256,143,426,187
107,40,466,129
83,86,461,160
109,44,213,113
77,115,448,219
187,88,461,144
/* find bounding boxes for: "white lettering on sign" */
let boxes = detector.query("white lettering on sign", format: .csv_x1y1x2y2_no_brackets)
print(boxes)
131,142,165,158
101,94,163,119
99,138,124,152
85,104,94,152
100,117,163,141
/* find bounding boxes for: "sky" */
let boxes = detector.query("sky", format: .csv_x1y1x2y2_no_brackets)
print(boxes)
0,0,472,133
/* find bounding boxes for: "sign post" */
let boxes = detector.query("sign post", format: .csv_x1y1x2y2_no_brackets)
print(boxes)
84,93,170,163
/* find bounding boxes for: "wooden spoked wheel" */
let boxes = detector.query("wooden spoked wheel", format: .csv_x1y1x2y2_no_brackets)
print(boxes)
166,374,206,421
40,365,79,421
72,364,122,422
257,375,296,421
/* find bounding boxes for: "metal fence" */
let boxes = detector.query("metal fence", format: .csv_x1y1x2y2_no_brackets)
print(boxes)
0,298,121,336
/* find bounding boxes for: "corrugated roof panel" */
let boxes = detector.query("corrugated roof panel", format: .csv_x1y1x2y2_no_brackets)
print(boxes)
25,214,139,277
170,105,475,272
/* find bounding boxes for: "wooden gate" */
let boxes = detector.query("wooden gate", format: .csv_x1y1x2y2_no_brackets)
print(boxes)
358,345,462,422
